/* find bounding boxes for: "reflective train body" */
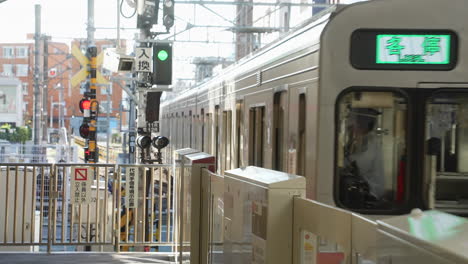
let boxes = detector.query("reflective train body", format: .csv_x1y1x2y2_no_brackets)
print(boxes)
160,0,468,216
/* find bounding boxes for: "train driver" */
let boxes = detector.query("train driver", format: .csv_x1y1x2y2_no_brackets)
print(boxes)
346,108,385,199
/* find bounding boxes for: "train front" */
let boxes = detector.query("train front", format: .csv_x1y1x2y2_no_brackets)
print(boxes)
318,0,468,216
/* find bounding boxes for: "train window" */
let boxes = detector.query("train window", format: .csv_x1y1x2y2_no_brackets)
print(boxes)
336,91,408,211
201,109,205,152
249,106,265,167
273,92,286,171
297,94,306,176
425,92,468,214
236,101,243,168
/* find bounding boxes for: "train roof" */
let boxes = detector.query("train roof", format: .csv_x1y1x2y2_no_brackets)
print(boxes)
161,6,338,109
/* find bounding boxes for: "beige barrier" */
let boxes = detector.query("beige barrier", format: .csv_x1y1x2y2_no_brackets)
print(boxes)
0,162,184,253
0,163,53,251
293,197,352,264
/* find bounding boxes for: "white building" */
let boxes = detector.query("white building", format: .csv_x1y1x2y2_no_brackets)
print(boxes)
0,77,23,127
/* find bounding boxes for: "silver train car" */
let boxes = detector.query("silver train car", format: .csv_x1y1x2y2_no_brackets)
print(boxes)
160,0,468,216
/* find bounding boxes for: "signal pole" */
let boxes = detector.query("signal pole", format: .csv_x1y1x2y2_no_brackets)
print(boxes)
80,0,99,163
33,4,41,146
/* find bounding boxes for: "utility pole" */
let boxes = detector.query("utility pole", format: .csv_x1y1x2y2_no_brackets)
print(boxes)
88,17,99,163
42,37,49,141
33,4,42,147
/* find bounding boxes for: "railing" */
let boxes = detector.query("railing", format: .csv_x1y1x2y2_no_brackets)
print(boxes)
0,163,53,249
0,162,185,253
116,164,175,251
51,163,116,249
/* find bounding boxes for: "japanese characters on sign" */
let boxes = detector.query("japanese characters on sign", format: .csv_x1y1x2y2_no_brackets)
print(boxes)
71,167,93,204
125,167,139,208
135,48,152,73
376,34,451,64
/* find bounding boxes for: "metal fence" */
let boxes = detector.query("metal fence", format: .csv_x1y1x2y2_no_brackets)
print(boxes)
0,163,53,248
116,164,175,251
0,162,184,253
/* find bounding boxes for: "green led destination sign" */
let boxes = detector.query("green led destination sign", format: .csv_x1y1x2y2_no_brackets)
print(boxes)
376,34,451,64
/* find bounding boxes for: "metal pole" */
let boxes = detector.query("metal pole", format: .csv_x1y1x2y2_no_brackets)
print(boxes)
59,84,64,128
87,0,95,46
128,84,136,164
43,37,49,141
33,4,41,146
117,0,121,49
50,97,53,128
106,85,110,164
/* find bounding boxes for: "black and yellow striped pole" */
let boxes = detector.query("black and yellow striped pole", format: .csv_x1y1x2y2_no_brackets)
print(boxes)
86,46,99,163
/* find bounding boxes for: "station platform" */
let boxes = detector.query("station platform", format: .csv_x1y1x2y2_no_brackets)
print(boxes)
0,253,178,264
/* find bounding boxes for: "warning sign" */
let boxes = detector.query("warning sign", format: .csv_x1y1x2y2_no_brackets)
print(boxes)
75,168,88,181
300,230,317,264
71,167,93,204
125,167,139,208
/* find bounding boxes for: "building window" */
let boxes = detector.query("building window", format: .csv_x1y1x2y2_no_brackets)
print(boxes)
2,64,13,76
99,101,112,114
22,83,28,95
16,47,28,58
3,47,14,58
16,64,28,77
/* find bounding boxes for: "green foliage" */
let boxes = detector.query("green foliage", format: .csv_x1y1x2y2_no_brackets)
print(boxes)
0,126,32,144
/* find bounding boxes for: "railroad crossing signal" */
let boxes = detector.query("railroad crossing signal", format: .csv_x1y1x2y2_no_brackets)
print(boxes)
71,45,108,87
163,0,174,29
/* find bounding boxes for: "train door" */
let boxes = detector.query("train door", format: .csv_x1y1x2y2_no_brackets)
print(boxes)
181,112,185,148
222,110,233,172
205,112,212,154
248,106,265,167
201,108,205,152
235,100,244,168
273,91,288,172
288,84,310,177
189,110,193,148
215,106,220,172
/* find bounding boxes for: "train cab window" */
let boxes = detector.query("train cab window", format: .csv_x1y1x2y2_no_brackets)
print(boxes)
425,92,468,214
336,91,408,211
249,106,265,167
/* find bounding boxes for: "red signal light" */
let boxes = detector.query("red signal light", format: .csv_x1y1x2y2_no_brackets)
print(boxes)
79,99,91,113
79,124,90,138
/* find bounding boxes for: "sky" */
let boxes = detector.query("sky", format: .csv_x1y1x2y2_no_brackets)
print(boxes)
0,0,366,82
0,0,137,44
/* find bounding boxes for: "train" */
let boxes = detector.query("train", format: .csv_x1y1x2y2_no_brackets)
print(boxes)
159,0,468,217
